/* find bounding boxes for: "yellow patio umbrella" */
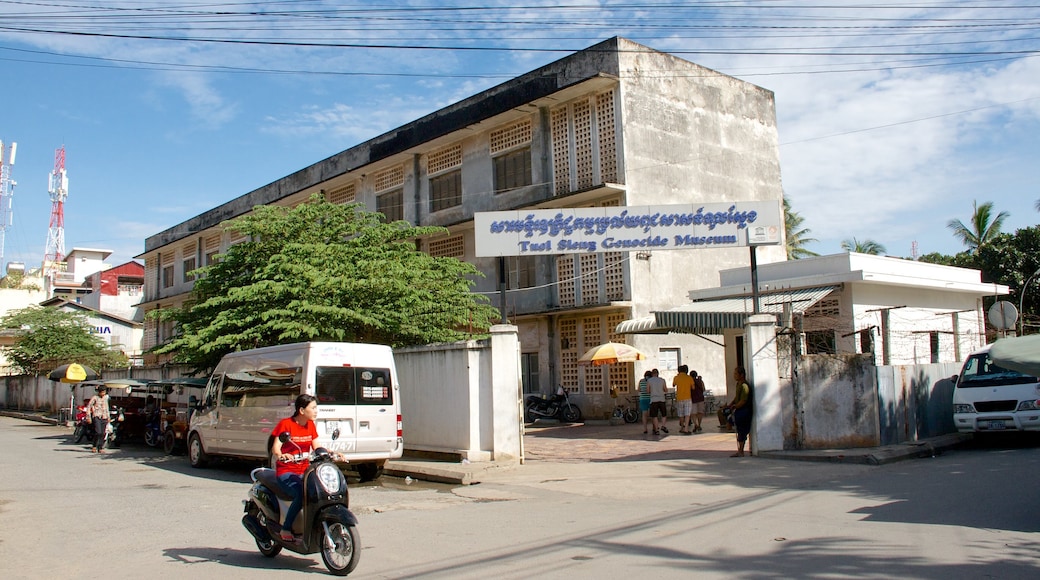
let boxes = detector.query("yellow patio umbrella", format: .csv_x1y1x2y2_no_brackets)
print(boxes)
48,363,99,383
577,342,648,366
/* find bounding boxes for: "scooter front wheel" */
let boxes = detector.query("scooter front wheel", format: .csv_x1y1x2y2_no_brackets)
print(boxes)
320,520,360,576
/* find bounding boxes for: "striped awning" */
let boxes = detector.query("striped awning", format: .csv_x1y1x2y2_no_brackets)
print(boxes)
616,286,836,335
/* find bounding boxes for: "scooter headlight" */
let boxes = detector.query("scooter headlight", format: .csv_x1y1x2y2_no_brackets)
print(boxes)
315,463,344,494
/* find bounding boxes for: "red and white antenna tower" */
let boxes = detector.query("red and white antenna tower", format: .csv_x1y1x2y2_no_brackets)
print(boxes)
43,146,68,278
0,139,16,270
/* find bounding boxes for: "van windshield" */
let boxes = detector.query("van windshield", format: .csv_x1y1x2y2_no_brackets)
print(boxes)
958,353,1038,388
315,367,393,405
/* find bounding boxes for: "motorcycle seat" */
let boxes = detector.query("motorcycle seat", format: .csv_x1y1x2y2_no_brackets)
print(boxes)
254,469,295,501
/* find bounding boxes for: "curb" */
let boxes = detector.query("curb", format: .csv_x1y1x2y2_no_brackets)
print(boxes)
758,433,972,465
0,410,63,426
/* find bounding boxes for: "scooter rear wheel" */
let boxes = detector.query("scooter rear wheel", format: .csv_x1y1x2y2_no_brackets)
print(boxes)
320,520,360,576
252,509,282,558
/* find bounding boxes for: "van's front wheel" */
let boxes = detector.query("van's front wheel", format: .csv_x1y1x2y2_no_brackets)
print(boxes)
188,433,209,468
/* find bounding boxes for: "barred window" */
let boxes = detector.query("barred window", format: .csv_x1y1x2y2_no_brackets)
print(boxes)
490,120,532,154
493,147,532,193
378,188,403,222
375,165,404,192
428,234,465,258
327,183,356,204
429,170,462,212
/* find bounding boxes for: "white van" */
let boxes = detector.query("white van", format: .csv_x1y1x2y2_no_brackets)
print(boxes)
187,342,403,480
953,344,1040,433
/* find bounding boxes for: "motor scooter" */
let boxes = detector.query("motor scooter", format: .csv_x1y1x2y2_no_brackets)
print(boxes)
525,386,583,423
241,433,361,576
72,406,94,444
73,407,123,447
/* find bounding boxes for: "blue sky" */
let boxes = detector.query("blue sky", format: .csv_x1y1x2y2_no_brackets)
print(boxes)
0,1,1038,270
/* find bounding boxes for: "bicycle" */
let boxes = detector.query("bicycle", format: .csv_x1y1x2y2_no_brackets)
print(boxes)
612,394,640,424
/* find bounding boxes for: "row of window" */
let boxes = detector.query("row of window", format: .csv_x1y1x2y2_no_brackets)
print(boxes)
375,146,533,222
161,251,218,289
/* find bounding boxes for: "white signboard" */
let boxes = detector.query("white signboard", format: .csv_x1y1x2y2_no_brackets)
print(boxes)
474,201,782,258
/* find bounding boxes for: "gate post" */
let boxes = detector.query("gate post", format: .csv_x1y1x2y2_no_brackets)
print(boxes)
746,313,782,453
489,324,522,462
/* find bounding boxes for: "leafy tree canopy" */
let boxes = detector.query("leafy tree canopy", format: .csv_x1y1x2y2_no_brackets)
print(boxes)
0,306,129,375
152,195,501,373
917,225,1040,333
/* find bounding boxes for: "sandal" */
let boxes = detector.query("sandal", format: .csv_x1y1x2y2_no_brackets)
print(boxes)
730,452,744,457
279,530,294,542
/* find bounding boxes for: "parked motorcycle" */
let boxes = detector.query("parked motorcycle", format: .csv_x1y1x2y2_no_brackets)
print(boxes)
143,407,167,448
72,406,93,444
106,407,125,448
525,387,583,423
241,433,361,576
73,407,124,447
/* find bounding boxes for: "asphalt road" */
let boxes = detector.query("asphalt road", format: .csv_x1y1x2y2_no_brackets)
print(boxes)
1,416,1038,579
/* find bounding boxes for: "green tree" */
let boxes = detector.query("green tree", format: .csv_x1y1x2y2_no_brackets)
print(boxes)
783,196,818,259
946,200,1009,254
0,306,129,375
152,194,501,373
840,237,887,255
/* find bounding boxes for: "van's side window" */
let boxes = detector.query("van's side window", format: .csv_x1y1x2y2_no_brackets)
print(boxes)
221,368,301,408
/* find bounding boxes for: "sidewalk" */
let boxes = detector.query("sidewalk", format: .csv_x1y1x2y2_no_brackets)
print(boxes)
386,416,974,485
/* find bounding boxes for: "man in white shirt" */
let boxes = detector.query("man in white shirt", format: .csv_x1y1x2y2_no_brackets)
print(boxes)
647,369,669,436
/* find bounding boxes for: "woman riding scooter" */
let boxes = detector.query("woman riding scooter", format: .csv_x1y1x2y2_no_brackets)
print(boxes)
271,394,345,542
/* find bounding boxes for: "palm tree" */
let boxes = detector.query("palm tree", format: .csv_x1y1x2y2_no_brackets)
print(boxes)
840,237,886,255
784,196,818,259
947,200,1009,254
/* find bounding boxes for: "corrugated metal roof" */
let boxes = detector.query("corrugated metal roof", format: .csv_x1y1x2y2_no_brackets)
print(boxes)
616,286,836,335
656,286,836,334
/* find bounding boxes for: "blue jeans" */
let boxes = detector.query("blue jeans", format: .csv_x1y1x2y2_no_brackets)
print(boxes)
277,473,304,532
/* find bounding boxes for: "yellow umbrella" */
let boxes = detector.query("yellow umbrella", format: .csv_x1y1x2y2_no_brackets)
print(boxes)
48,363,99,383
577,342,648,366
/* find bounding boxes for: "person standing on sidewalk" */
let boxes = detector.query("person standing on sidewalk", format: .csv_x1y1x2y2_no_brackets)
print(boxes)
690,370,706,432
637,370,652,434
647,369,669,436
85,386,110,454
727,366,753,457
672,365,694,434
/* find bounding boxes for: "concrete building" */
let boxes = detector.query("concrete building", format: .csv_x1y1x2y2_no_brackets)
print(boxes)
137,37,787,417
39,298,144,365
45,248,112,300
78,261,145,322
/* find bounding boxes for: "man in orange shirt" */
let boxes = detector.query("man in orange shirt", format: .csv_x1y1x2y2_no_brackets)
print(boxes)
672,365,694,434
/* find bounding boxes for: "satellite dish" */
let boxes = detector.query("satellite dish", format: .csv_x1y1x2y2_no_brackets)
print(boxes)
988,301,1019,331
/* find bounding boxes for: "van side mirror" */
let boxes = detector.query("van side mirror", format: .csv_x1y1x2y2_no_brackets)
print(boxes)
951,374,958,385
189,395,199,407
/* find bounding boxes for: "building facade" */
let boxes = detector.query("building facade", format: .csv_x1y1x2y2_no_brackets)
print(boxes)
137,37,787,416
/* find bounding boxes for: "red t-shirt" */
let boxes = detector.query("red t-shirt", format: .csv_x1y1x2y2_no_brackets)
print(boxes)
273,417,319,477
